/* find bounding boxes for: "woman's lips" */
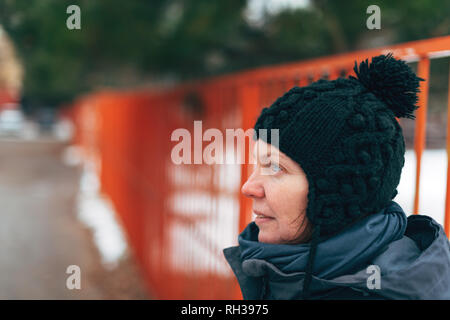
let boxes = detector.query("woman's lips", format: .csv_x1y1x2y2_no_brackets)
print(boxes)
255,215,274,223
254,211,275,223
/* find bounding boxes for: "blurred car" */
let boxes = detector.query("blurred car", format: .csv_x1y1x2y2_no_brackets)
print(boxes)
37,108,56,133
0,109,25,137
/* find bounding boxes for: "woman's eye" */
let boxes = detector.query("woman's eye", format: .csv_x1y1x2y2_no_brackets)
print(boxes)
271,163,282,173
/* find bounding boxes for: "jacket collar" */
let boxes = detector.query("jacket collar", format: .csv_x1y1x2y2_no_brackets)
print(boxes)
223,214,450,299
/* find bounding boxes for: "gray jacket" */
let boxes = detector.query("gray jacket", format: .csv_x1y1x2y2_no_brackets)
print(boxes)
223,215,450,299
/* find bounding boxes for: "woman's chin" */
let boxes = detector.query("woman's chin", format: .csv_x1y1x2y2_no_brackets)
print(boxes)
257,231,278,244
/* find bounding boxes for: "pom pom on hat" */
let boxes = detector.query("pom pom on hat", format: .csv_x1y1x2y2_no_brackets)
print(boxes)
352,53,424,120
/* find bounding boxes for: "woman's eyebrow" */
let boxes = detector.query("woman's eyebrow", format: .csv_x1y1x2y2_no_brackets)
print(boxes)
253,150,283,163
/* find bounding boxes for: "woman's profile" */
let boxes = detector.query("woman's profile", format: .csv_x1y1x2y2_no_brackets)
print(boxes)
223,53,450,300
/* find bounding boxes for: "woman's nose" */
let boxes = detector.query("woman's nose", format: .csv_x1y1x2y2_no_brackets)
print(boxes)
241,171,264,198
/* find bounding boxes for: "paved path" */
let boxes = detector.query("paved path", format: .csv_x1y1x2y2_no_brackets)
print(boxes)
0,138,150,299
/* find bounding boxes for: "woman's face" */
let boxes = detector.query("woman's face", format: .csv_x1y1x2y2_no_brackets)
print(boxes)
241,139,311,244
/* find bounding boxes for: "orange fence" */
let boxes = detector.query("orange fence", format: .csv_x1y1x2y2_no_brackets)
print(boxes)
63,35,450,299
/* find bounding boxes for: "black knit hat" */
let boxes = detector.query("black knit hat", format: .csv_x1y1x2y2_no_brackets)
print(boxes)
253,53,424,298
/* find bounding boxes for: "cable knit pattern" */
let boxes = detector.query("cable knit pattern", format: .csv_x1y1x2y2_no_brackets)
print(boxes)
254,55,422,237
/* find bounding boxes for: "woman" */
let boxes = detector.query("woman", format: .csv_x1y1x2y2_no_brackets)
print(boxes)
223,54,450,300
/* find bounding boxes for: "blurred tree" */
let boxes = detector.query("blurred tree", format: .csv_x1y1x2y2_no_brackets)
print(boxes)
0,0,448,110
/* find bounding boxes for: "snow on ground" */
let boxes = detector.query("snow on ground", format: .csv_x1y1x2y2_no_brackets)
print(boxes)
63,148,129,271
396,149,447,226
